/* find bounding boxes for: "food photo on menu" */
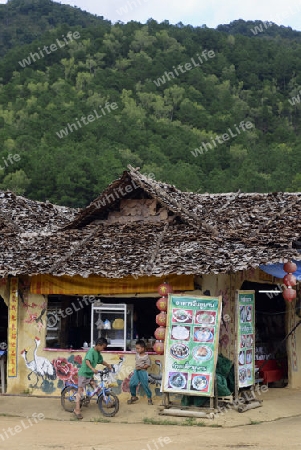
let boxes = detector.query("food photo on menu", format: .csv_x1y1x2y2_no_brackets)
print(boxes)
194,311,216,325
239,350,245,365
171,325,190,341
190,374,210,392
240,305,248,323
239,368,247,384
170,343,190,360
192,345,213,362
247,367,253,380
193,327,214,343
246,349,253,364
172,309,193,323
245,334,253,348
240,305,253,323
168,371,188,389
240,334,246,348
246,305,252,322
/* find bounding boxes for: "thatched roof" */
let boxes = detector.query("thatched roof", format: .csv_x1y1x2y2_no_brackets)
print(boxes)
0,191,78,277
0,191,78,234
1,168,301,278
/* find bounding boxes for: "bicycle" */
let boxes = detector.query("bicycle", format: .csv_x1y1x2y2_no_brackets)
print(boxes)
61,368,119,417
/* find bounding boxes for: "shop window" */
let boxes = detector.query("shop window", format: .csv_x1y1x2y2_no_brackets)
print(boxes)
46,295,91,349
99,297,158,340
46,296,158,350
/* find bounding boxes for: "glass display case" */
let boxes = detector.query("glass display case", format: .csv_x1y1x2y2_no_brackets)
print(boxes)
46,305,62,348
90,302,134,351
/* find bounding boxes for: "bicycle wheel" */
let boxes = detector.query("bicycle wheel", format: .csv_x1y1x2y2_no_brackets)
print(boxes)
61,386,79,412
98,392,119,417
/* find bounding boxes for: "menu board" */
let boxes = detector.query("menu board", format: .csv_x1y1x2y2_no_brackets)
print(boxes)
162,294,222,397
235,290,255,389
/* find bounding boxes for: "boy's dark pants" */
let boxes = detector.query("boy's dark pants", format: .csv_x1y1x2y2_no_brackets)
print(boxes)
130,369,152,398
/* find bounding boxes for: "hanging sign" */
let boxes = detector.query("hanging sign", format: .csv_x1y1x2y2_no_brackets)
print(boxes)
162,294,222,397
235,290,255,389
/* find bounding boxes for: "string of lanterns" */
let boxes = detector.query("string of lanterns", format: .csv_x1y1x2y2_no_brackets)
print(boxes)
282,261,297,302
153,282,173,355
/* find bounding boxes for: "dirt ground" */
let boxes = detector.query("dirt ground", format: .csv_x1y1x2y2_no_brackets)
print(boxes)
1,387,301,449
1,386,301,427
1,416,301,450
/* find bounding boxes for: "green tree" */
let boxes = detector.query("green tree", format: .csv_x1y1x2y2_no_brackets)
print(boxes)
0,169,31,195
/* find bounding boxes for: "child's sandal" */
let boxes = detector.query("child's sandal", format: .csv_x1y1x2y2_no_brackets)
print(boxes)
127,396,139,404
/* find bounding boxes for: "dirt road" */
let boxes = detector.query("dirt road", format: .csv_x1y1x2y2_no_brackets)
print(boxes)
1,416,301,450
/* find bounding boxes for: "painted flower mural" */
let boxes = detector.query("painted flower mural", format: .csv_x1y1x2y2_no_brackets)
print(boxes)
121,371,133,393
74,355,83,365
52,356,81,385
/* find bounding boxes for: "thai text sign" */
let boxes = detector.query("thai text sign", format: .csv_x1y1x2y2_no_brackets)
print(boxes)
162,294,222,397
236,290,255,388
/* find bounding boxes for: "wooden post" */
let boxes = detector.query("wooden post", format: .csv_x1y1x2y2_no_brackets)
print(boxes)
162,392,170,407
214,377,218,409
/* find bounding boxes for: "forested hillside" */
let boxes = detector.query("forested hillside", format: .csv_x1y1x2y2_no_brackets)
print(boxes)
0,0,108,56
1,0,301,207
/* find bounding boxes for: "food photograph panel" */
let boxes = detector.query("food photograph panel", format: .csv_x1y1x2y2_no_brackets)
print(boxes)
190,374,210,393
172,309,193,324
162,294,222,396
193,327,215,343
236,291,255,389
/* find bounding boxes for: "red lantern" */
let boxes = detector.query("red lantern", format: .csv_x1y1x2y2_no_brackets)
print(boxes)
153,340,164,355
283,287,296,302
283,261,297,273
154,326,166,340
157,283,173,296
283,273,297,287
156,311,167,326
156,297,167,311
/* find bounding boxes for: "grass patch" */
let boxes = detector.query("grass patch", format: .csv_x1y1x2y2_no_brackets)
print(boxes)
249,420,262,425
143,417,179,426
22,389,32,395
143,417,206,427
91,416,111,423
182,417,205,427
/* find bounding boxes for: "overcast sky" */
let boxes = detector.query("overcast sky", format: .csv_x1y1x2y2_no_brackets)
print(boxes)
1,0,301,30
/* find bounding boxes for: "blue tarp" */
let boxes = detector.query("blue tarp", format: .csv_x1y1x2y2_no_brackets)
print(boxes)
259,259,301,281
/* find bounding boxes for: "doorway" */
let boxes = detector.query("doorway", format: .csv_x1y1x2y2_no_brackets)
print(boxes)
241,281,288,386
0,296,8,393
0,296,8,346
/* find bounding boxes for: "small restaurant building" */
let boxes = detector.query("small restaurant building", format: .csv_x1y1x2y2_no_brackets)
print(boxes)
1,168,301,403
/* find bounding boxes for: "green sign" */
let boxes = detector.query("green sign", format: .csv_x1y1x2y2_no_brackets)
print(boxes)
162,294,222,397
236,291,255,389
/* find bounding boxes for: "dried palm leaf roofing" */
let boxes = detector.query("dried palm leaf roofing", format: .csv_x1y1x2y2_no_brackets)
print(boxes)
1,167,301,278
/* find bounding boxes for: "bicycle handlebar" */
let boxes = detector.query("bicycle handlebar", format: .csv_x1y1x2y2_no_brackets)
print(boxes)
97,367,113,376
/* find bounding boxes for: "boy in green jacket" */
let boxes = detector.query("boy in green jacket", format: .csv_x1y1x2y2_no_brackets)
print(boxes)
74,337,112,419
